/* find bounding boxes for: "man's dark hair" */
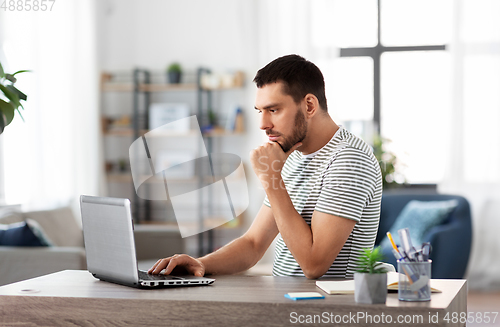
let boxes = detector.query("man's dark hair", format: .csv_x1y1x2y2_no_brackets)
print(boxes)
253,54,328,111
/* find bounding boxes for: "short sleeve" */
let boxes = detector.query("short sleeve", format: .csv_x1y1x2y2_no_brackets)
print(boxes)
315,148,378,222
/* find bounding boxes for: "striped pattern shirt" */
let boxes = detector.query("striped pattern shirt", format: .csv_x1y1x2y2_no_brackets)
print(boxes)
264,126,382,278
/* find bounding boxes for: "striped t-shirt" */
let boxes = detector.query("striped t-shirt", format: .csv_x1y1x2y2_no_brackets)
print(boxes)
264,126,382,278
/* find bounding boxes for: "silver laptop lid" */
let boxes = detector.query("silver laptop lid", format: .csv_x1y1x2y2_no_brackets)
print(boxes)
80,195,139,285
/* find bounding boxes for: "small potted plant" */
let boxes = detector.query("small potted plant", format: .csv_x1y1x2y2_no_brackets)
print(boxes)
0,61,29,134
166,62,182,84
354,247,388,304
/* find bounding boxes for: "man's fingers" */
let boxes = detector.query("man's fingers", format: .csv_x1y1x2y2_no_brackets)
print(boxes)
148,254,204,276
152,258,171,274
186,264,205,277
148,259,163,273
163,255,187,275
149,257,171,274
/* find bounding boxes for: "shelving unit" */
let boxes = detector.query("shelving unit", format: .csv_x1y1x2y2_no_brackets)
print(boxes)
100,68,246,256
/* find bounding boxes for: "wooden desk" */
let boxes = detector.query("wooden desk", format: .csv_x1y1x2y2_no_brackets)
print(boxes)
0,270,466,326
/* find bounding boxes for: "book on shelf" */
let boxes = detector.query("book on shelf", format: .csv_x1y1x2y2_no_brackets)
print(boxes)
225,107,244,132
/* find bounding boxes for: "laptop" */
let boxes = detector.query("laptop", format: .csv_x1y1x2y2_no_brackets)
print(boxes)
80,195,215,288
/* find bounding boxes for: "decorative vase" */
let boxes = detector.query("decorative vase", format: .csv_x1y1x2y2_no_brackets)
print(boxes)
354,272,387,304
167,71,181,84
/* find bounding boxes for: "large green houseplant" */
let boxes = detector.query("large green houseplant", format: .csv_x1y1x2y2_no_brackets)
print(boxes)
0,61,29,134
354,247,388,304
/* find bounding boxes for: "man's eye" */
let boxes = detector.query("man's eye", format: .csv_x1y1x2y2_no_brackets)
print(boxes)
270,109,276,113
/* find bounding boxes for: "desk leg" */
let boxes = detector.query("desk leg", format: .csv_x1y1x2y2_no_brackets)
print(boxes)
444,280,467,327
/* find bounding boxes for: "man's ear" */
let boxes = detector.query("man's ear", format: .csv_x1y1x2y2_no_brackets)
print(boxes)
304,94,319,118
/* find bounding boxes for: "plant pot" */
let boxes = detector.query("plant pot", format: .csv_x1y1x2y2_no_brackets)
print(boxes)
354,272,387,304
167,71,181,84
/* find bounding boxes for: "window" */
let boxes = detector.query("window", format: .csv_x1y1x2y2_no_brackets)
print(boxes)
315,0,453,184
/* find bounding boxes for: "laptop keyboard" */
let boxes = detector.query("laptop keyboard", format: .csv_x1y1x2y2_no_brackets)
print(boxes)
138,270,185,281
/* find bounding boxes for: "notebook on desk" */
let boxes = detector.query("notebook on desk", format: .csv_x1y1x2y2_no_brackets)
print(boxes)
80,195,215,288
316,272,442,295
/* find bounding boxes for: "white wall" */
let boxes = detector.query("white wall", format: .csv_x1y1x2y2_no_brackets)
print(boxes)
97,0,259,71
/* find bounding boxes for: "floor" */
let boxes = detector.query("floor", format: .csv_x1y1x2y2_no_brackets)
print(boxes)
467,291,500,326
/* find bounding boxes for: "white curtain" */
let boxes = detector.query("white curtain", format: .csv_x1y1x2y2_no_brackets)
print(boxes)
256,0,314,64
255,0,341,70
0,0,101,217
439,0,500,289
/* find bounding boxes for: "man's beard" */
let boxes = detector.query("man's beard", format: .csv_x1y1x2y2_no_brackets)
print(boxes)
268,108,307,153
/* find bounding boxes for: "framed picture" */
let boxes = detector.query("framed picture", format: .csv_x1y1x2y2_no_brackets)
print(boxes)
149,103,190,131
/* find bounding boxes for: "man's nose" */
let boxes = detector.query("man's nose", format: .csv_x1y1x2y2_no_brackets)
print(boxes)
259,112,273,131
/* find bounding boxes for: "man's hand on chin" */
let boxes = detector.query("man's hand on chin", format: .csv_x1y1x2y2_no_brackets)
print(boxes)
250,141,302,190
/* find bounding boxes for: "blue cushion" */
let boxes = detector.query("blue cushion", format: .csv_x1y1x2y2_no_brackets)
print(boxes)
0,220,52,246
380,200,458,252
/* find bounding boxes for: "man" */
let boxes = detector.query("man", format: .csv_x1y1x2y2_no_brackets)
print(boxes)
149,55,382,279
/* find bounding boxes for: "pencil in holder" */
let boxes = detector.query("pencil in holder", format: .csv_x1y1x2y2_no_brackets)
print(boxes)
398,260,432,301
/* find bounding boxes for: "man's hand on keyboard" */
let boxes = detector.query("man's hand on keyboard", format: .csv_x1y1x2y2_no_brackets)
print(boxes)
148,254,205,277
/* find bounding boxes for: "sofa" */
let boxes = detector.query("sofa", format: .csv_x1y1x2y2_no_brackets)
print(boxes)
375,193,472,279
0,206,183,286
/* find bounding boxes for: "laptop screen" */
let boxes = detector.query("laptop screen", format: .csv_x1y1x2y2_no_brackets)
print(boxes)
80,196,139,285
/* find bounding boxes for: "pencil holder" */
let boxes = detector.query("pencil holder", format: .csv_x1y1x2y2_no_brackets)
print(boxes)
398,260,431,301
